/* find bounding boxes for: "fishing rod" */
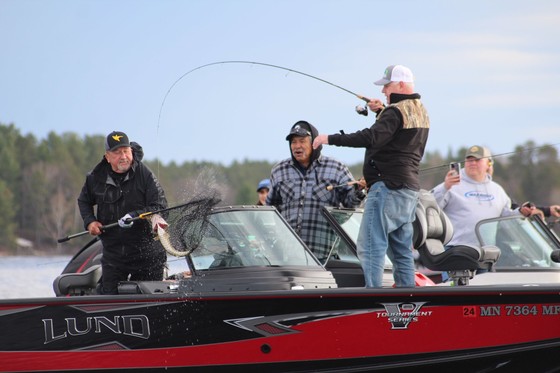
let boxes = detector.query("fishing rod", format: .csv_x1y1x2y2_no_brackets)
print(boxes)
57,197,220,243
153,60,373,177
326,180,361,191
157,60,372,135
419,143,560,175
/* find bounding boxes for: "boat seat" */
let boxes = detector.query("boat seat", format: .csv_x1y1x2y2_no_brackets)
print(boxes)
413,189,501,285
52,264,102,296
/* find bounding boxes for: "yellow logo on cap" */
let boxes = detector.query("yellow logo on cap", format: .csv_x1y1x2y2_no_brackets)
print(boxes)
112,135,123,142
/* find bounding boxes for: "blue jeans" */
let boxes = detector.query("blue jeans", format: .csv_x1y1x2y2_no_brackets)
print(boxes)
357,182,418,288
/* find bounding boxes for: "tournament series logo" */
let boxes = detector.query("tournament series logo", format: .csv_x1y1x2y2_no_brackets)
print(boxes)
378,302,431,329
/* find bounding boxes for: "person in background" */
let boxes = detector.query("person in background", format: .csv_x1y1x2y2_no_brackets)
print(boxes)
256,178,270,206
77,131,169,295
313,64,430,288
514,201,560,220
487,162,560,219
267,120,365,262
432,145,533,247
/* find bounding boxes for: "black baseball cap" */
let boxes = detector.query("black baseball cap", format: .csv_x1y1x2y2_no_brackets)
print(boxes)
105,131,131,151
286,121,312,141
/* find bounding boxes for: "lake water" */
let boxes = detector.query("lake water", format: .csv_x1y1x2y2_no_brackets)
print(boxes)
0,256,71,299
0,255,189,299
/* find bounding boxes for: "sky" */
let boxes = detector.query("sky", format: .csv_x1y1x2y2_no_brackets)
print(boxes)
1,0,560,167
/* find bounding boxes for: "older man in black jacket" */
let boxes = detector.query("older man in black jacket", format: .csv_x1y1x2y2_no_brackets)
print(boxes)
78,131,168,294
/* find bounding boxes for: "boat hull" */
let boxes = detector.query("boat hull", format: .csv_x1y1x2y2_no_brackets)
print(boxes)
2,286,560,372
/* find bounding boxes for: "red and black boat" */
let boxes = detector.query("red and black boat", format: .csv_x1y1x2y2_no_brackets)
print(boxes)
1,192,560,372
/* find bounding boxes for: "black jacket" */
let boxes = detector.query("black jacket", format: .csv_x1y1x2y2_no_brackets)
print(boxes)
77,158,167,265
328,93,430,190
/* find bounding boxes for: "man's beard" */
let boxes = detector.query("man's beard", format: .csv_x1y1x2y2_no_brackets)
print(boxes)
116,162,131,172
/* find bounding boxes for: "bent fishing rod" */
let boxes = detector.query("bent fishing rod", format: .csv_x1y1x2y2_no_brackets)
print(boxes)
157,60,372,134
419,143,560,175
57,197,219,243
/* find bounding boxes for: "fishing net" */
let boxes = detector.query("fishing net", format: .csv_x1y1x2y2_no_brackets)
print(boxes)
157,192,221,257
156,168,225,257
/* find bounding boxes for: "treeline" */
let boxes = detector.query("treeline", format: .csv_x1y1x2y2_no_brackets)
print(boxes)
1,123,559,254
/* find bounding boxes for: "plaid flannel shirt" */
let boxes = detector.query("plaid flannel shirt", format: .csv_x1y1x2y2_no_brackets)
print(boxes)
267,155,363,261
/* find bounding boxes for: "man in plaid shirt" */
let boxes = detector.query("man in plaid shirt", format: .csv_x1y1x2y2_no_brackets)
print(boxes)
266,120,365,262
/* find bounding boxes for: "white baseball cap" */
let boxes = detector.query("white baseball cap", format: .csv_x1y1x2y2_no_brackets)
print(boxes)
374,65,414,86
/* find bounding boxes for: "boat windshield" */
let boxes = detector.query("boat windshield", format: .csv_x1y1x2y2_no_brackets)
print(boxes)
476,216,560,269
189,208,319,270
321,208,392,269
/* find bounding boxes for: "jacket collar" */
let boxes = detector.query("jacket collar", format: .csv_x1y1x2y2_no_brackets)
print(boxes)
389,92,421,104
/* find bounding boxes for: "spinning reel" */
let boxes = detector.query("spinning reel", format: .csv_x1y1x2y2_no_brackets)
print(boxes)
355,105,368,116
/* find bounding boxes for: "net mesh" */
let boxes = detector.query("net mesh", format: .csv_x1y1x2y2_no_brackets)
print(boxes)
157,167,225,256
159,191,221,257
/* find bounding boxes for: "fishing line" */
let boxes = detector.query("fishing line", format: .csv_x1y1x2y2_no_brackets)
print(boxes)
154,60,372,177
154,61,560,183
419,143,560,174
156,60,371,135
